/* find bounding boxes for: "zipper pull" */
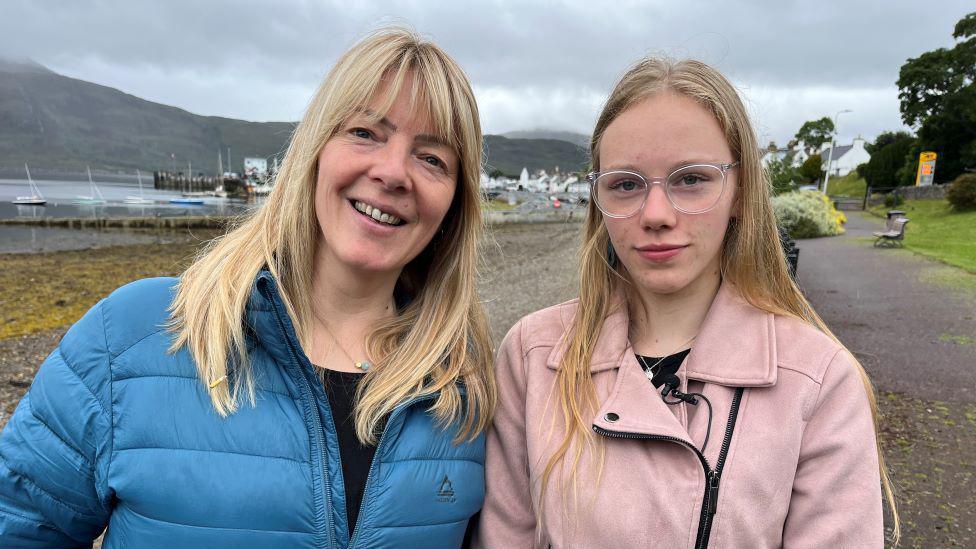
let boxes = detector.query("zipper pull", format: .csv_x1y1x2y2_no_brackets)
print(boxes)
707,473,721,515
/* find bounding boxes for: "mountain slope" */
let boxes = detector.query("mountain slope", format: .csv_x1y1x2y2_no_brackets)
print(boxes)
501,129,590,149
483,135,588,176
0,60,587,176
0,59,294,173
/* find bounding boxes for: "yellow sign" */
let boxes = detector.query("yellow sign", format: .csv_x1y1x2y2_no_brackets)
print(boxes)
915,151,937,186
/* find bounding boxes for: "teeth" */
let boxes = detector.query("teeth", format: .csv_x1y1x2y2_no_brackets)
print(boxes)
354,200,402,226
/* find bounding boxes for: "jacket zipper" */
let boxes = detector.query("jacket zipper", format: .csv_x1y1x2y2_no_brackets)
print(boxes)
592,387,744,549
347,393,438,549
265,282,337,549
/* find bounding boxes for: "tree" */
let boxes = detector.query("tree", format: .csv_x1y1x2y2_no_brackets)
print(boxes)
798,154,823,184
766,153,799,195
897,12,976,183
860,132,916,188
865,131,908,155
794,118,835,151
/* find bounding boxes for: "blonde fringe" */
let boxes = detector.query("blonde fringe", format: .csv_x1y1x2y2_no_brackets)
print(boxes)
167,27,495,447
539,57,900,544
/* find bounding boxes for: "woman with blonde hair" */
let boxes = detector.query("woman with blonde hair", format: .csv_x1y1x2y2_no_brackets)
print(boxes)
0,28,494,548
477,58,897,548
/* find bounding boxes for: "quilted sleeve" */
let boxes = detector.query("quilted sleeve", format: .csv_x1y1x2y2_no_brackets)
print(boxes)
0,300,114,547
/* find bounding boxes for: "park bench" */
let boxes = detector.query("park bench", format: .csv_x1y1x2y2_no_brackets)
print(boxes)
778,226,800,279
873,217,909,247
832,197,864,211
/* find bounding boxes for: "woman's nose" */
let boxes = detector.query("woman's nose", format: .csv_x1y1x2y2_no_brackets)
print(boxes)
368,140,412,192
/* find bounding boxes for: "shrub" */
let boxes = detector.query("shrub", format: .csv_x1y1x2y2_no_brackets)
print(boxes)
861,132,916,188
884,192,905,208
947,173,976,210
772,190,846,239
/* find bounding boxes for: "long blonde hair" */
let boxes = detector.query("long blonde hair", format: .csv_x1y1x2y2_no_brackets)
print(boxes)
168,27,495,445
542,57,899,541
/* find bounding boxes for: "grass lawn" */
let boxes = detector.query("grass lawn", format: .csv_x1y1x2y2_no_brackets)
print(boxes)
826,173,867,198
869,199,976,273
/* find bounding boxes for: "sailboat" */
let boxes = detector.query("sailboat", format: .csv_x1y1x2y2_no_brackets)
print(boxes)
170,161,204,204
124,169,154,204
74,166,106,205
12,163,46,205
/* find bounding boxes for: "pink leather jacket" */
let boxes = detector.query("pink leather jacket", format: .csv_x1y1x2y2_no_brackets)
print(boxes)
476,283,883,548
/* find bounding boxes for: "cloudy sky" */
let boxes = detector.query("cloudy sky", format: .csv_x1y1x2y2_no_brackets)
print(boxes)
3,1,972,146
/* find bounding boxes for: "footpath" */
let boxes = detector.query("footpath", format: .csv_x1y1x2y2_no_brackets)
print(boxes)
796,210,975,546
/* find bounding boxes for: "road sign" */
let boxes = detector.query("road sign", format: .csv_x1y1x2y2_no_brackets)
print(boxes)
915,152,937,186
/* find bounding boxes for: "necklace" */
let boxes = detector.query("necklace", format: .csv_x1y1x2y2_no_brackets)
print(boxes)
635,335,697,382
314,313,371,372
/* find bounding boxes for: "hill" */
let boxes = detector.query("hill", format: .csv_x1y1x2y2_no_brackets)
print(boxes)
0,59,294,175
0,59,588,177
483,135,588,177
501,129,590,149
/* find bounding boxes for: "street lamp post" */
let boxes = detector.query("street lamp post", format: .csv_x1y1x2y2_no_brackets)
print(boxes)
822,109,852,196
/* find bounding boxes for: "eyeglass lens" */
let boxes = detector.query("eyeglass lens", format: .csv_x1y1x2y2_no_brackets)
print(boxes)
593,165,725,216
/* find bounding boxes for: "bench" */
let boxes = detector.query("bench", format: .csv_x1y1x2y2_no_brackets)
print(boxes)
832,197,864,211
873,217,909,247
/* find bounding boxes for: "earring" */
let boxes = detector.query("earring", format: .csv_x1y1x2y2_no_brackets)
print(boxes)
606,241,619,268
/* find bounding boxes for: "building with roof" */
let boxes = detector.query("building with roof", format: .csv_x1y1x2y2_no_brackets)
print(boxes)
820,137,870,177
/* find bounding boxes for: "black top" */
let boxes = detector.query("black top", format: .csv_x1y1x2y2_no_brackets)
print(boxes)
635,348,692,388
318,367,377,536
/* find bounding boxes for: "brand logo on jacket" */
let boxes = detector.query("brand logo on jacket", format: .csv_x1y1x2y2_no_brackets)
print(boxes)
436,475,456,503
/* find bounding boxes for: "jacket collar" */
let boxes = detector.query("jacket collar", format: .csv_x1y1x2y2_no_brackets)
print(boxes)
244,269,468,396
244,269,301,369
546,282,777,387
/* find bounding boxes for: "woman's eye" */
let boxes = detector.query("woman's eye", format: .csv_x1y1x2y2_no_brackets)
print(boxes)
422,155,446,170
350,127,373,140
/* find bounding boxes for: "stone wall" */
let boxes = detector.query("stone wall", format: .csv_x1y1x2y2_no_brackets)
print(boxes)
867,183,949,207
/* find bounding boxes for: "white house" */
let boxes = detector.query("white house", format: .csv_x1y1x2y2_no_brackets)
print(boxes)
760,139,811,169
820,137,870,177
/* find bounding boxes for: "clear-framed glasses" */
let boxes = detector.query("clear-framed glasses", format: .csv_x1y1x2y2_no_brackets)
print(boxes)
587,162,739,218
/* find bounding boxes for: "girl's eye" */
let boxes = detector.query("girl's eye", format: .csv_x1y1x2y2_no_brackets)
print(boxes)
675,174,706,187
608,179,641,191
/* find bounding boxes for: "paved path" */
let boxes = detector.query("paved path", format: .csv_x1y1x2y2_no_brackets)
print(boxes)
795,211,976,402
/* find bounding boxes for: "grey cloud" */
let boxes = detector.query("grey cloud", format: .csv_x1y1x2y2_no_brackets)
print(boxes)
1,0,972,141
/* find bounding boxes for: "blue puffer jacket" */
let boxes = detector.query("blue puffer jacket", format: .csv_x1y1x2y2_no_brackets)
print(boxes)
0,272,485,548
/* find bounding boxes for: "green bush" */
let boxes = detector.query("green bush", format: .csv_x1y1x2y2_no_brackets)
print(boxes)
884,193,905,208
946,173,976,210
861,131,916,188
772,190,846,239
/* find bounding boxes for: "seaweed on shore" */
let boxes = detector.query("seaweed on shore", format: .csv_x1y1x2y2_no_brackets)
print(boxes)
0,234,218,339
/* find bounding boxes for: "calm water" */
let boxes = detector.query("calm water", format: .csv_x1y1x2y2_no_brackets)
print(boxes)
0,178,261,253
0,178,262,219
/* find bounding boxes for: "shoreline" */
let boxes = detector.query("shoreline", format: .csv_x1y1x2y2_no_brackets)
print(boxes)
0,209,585,229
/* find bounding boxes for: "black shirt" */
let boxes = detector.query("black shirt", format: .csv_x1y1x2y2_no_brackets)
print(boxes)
318,367,377,536
635,348,692,388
